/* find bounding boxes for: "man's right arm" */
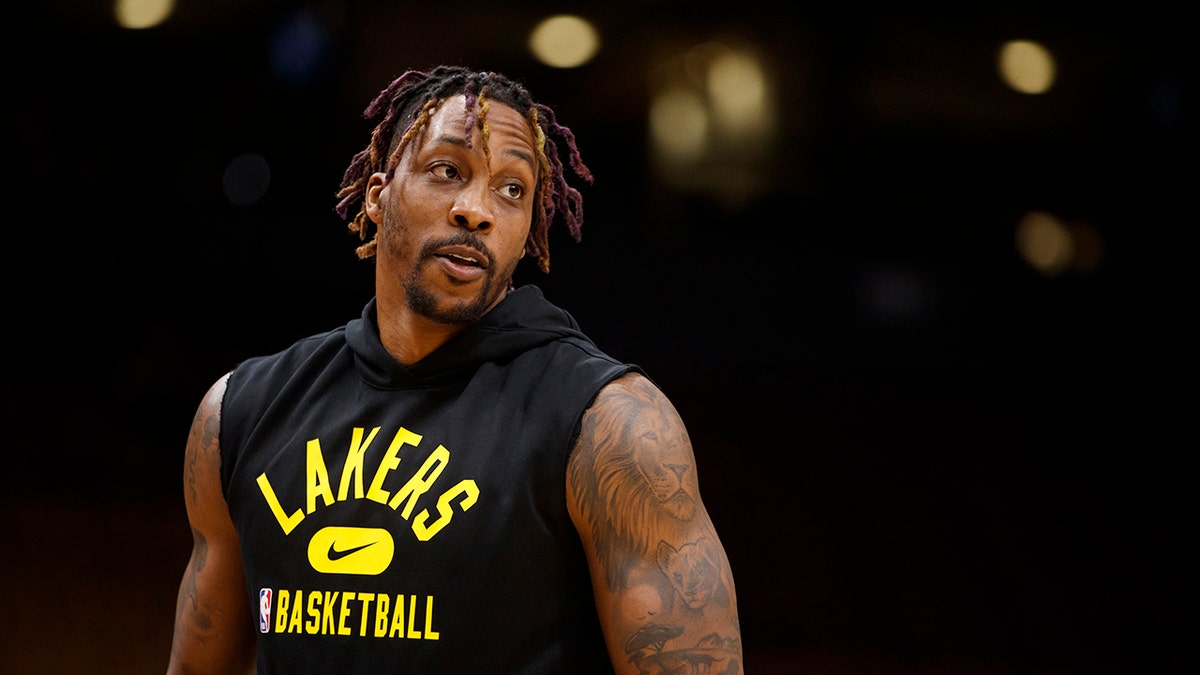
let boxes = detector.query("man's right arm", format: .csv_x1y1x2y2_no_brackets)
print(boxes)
167,373,256,675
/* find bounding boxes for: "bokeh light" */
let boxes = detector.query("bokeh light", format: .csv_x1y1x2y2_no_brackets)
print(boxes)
223,153,272,207
528,15,600,68
998,39,1056,94
113,0,174,30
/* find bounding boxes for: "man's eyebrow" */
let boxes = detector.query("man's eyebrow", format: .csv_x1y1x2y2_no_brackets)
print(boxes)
432,135,536,173
432,135,470,149
502,147,536,173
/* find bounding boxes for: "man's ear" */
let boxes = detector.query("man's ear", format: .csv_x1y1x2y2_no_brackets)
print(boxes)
364,173,388,225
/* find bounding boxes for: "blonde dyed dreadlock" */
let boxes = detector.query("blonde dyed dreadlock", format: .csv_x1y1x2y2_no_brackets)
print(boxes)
334,66,592,273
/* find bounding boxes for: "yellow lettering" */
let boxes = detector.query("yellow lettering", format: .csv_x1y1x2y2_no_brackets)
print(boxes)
321,591,338,634
257,473,304,535
413,479,479,541
367,428,422,505
337,427,380,501
269,588,439,641
424,595,439,640
291,591,306,634
356,592,375,637
374,594,391,637
389,594,406,638
406,594,422,639
338,591,355,636
306,439,335,513
274,590,290,633
389,445,449,516
305,591,320,634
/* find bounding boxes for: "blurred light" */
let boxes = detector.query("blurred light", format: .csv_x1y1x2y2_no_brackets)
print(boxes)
114,0,174,30
1151,78,1184,128
705,48,768,136
269,8,334,86
998,39,1056,94
647,40,779,208
648,88,708,162
223,153,271,207
1068,219,1104,273
855,264,935,324
528,15,600,68
1015,210,1106,276
1016,210,1072,275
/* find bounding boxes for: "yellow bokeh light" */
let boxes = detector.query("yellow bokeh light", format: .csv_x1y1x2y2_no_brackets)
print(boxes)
649,88,709,162
114,0,174,30
707,49,767,135
998,39,1056,95
528,15,600,69
1016,210,1073,276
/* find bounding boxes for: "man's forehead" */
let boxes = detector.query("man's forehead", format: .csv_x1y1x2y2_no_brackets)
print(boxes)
423,94,533,145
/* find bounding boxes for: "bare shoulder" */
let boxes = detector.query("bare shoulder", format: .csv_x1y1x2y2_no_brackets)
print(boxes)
568,371,743,673
567,370,707,557
570,371,690,462
169,371,256,675
184,373,229,505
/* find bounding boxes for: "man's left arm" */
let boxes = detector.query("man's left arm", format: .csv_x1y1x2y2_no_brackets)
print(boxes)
567,372,743,674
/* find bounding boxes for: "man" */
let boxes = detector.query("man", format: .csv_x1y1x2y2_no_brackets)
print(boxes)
167,65,743,674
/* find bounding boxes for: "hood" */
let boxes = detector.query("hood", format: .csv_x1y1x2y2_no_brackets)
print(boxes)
346,285,593,389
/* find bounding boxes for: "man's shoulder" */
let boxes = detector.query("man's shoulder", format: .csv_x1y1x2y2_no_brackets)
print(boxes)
226,323,352,399
240,325,349,369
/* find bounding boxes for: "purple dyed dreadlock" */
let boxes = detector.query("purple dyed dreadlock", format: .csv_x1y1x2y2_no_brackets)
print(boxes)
334,65,592,274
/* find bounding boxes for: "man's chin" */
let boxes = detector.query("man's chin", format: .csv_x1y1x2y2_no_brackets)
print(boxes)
407,283,498,325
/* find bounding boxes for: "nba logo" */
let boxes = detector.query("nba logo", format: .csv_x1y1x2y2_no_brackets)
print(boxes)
259,588,272,633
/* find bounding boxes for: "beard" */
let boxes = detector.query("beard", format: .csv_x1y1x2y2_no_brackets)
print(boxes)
404,232,517,325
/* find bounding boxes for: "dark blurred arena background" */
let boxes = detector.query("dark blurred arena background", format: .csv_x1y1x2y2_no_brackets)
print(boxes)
2,1,1194,673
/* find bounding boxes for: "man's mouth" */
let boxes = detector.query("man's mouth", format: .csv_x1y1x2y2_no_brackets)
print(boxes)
440,252,483,268
433,244,490,269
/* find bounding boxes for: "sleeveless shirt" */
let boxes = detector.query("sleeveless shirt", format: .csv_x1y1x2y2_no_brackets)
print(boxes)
219,285,640,673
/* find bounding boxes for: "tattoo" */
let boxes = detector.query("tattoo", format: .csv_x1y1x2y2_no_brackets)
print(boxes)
624,624,742,674
185,412,202,506
570,376,703,589
194,530,209,571
571,375,742,672
185,404,220,505
202,408,220,448
657,538,719,610
182,528,208,611
183,394,217,619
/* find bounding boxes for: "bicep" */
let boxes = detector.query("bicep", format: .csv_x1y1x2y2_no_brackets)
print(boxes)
567,372,743,674
168,373,256,675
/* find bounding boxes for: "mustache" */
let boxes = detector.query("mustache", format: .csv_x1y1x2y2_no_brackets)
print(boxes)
420,231,495,268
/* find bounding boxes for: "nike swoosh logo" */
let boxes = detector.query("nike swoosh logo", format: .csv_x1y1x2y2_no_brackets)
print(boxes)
327,540,376,561
308,526,394,575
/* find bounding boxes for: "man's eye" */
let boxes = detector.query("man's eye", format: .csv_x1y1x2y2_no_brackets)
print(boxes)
432,164,460,180
501,183,524,199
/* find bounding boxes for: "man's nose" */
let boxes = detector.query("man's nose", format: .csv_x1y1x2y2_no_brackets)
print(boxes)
449,182,494,231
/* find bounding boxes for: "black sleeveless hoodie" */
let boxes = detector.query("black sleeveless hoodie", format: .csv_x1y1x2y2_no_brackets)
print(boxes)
220,285,639,673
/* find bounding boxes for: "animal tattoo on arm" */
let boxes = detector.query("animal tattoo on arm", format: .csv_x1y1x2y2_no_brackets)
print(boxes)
569,374,742,673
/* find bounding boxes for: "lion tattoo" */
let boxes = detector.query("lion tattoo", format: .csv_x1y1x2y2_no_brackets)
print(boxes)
657,539,719,609
569,378,701,588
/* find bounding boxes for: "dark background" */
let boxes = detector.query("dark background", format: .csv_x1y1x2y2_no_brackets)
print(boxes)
2,2,1194,673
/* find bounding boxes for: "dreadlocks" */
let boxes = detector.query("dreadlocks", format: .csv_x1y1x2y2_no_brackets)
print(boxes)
334,65,592,274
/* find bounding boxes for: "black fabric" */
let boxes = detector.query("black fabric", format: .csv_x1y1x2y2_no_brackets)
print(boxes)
220,285,640,673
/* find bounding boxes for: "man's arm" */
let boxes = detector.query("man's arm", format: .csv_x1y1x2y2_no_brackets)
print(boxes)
567,372,743,674
167,373,256,675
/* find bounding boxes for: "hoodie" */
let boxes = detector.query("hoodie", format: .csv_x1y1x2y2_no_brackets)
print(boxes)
220,285,640,673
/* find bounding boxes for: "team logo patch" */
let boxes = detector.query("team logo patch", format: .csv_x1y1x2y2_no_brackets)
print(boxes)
307,526,395,575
